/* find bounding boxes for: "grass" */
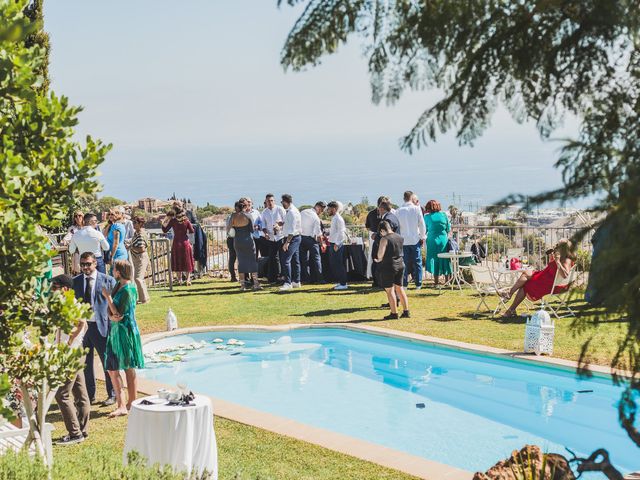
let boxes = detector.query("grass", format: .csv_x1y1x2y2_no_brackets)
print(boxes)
137,277,624,366
49,388,417,480
48,277,625,479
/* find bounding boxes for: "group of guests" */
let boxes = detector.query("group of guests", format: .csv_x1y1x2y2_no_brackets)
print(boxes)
65,208,151,304
225,194,349,292
7,253,146,446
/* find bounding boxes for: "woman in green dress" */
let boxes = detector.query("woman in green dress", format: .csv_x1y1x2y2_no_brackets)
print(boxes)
423,200,452,286
101,259,145,417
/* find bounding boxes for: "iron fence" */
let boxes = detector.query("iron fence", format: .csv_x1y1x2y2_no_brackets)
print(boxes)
449,225,594,285
50,224,595,288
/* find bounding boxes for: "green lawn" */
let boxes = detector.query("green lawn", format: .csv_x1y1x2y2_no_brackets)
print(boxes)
48,277,624,480
50,394,415,480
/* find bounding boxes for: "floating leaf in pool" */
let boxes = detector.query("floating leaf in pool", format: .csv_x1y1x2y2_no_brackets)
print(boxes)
237,341,245,346
416,403,425,409
230,352,241,356
216,345,226,350
227,338,239,345
269,339,276,344
576,389,594,394
212,338,224,343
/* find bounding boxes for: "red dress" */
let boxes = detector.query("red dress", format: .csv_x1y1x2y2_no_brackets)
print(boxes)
162,218,195,272
523,260,570,301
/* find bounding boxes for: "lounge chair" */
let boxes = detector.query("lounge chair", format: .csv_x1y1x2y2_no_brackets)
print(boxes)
525,266,577,319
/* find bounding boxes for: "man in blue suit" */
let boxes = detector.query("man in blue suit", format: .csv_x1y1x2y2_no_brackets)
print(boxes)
73,252,117,405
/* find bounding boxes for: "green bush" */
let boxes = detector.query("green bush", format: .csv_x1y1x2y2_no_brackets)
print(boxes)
522,234,547,257
482,233,513,257
575,249,592,272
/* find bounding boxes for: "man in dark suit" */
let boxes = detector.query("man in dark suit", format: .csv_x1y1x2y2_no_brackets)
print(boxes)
73,252,117,405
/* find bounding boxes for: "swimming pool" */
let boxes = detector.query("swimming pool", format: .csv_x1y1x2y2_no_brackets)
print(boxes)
139,327,639,474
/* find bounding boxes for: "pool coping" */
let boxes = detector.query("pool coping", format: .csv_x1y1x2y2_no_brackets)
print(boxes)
104,323,629,480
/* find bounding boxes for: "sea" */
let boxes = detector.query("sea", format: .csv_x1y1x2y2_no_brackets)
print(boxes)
97,137,585,210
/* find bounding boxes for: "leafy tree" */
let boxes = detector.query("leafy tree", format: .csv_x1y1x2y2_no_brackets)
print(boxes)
0,0,109,466
95,195,126,215
278,1,640,474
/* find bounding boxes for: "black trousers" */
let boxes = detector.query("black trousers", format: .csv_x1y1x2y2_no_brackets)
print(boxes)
266,239,283,282
371,239,380,286
83,322,114,400
227,237,237,280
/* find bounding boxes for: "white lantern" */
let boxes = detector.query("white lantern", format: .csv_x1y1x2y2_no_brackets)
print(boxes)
524,307,555,355
166,308,178,331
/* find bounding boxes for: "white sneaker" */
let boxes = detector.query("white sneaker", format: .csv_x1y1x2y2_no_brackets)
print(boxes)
334,284,348,291
292,282,301,288
280,283,293,291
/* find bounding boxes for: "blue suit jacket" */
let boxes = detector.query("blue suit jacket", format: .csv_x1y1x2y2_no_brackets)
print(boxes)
73,272,117,338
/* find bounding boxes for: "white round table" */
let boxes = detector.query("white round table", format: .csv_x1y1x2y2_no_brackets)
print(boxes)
123,395,217,479
437,252,474,290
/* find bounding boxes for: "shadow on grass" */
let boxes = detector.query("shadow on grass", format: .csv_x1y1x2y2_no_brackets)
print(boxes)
292,306,381,317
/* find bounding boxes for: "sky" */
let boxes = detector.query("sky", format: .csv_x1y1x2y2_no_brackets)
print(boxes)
44,1,578,209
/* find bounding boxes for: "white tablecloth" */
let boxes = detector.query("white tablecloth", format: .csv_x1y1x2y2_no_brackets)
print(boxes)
123,395,217,479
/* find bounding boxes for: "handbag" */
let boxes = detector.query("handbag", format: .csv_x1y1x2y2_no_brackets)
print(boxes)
228,227,236,238
446,238,460,253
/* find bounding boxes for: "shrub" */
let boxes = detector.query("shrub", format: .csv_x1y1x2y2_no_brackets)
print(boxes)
575,249,591,273
522,234,548,257
0,450,214,480
482,233,513,257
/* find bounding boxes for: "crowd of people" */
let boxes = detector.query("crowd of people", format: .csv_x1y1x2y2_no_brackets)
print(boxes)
215,191,451,318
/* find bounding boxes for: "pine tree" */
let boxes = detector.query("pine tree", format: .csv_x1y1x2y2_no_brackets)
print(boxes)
278,1,640,476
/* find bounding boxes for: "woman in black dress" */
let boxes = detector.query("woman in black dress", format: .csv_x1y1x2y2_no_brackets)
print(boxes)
229,200,261,291
374,221,410,319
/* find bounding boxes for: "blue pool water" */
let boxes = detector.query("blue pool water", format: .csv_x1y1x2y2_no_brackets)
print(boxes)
139,328,639,474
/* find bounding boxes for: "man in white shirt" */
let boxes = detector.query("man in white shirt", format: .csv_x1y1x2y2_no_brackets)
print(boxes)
51,274,90,445
260,193,286,283
279,194,302,291
68,213,110,273
300,201,326,283
396,191,427,289
327,201,348,290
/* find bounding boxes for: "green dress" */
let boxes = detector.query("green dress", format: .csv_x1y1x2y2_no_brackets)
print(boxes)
105,282,145,371
424,212,452,276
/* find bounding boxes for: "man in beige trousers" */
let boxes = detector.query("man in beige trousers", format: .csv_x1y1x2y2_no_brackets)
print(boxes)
51,274,91,445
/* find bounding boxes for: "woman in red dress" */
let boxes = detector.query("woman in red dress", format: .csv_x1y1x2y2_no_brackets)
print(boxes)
161,208,195,286
500,239,575,317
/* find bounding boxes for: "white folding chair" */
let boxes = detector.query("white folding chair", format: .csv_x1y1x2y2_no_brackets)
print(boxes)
525,266,577,318
469,265,510,317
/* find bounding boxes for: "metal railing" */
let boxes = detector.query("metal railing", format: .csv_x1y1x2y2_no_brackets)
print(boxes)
51,224,594,288
148,238,173,290
449,225,594,285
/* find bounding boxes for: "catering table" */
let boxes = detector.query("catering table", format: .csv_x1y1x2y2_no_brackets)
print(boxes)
321,244,368,282
123,395,217,479
437,252,474,290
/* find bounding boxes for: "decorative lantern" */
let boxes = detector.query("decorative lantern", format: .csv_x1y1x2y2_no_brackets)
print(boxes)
524,307,555,355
